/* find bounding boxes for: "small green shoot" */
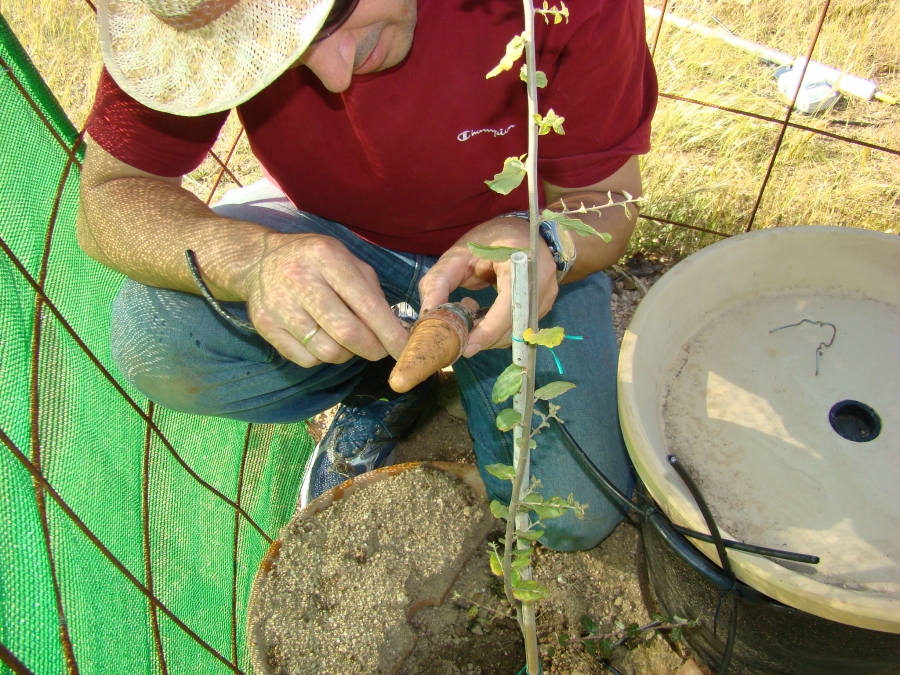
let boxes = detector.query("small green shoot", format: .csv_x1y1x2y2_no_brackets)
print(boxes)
485,155,528,194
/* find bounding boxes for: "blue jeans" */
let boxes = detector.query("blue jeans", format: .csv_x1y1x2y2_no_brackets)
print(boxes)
111,180,634,551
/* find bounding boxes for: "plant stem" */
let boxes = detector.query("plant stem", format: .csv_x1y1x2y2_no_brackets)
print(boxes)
563,620,691,645
518,0,541,671
452,593,515,620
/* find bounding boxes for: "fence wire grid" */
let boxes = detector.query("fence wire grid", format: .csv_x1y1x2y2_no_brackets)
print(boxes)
0,0,898,673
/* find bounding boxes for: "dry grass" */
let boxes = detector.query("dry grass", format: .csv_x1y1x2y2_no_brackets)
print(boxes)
2,0,898,258
639,0,900,257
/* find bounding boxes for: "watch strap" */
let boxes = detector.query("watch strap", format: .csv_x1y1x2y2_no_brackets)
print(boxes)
499,212,575,282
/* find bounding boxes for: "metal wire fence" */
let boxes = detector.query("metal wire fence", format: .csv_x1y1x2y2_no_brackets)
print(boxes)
0,0,898,673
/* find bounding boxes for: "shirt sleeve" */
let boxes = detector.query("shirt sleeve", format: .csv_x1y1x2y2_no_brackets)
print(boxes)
536,0,658,188
85,69,230,178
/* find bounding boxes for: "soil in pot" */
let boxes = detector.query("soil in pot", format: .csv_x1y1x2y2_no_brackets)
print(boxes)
254,464,507,675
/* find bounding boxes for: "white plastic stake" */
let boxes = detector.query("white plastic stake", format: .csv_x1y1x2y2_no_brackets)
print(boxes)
510,251,539,675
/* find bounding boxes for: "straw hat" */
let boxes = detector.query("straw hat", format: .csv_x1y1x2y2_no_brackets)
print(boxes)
97,0,334,116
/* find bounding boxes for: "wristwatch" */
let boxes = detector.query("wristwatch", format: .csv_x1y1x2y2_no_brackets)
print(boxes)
539,219,576,283
500,211,576,283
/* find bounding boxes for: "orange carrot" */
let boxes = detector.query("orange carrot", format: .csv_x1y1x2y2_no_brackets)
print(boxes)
389,305,471,393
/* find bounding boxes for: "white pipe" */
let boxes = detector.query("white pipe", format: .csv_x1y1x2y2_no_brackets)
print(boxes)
646,5,792,65
510,250,539,675
645,5,882,101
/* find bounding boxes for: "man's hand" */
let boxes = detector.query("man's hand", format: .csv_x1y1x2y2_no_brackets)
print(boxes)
416,158,643,358
239,232,409,368
417,218,558,357
78,138,407,370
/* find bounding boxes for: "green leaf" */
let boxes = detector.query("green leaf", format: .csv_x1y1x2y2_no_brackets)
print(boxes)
533,504,565,520
626,623,642,639
489,550,504,577
523,326,565,347
512,546,534,560
547,646,556,659
558,632,569,646
495,408,522,431
536,2,571,25
519,65,548,88
671,626,683,643
534,109,565,136
512,579,548,602
614,620,626,631
529,439,537,449
511,555,531,569
652,613,668,624
580,614,598,635
467,604,479,620
486,156,527,195
487,33,527,78
598,637,614,659
514,588,547,602
515,528,544,541
541,209,613,243
534,381,576,401
467,242,528,262
521,492,543,505
584,640,597,656
489,500,510,520
486,463,517,481
539,209,598,238
491,363,525,404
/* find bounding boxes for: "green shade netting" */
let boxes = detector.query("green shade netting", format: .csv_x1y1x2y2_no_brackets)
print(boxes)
0,14,313,674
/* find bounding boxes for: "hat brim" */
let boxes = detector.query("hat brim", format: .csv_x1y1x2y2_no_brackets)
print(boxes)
98,0,332,116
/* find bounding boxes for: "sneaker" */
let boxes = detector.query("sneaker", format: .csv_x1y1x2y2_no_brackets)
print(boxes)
298,374,439,507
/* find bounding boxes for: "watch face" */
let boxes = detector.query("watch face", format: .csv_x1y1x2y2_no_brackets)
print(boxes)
557,226,576,260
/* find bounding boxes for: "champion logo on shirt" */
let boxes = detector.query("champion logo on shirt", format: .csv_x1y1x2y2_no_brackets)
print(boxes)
457,124,516,142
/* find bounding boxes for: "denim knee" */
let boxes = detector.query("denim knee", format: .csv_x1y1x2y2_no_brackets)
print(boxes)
110,279,359,423
109,280,271,415
481,470,632,553
537,498,629,552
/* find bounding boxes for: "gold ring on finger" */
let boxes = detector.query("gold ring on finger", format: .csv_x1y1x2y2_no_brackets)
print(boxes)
300,325,320,346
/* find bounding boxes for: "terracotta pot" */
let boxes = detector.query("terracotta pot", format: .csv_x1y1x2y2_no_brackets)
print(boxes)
246,461,489,675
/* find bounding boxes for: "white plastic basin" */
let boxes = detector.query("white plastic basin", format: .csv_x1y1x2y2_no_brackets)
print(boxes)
618,226,900,633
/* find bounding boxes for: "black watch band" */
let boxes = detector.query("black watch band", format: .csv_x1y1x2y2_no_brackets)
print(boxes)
500,211,575,282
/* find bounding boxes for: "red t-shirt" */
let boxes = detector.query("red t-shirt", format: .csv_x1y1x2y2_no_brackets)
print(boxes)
86,0,657,255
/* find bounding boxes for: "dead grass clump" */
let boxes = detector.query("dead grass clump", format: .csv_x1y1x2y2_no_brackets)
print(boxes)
0,0,101,129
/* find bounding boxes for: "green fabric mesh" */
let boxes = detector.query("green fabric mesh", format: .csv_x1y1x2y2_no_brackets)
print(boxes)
0,14,314,674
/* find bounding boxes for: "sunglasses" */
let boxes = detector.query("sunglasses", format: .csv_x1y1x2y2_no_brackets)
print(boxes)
312,0,363,42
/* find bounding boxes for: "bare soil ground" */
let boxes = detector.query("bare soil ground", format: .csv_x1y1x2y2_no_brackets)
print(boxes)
307,259,695,675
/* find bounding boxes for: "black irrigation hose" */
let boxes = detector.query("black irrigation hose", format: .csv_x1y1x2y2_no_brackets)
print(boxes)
668,455,737,674
547,409,818,564
185,250,258,334
668,456,733,577
669,524,818,565
545,409,749,673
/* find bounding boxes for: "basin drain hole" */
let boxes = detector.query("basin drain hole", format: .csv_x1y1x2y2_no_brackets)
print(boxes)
829,400,881,442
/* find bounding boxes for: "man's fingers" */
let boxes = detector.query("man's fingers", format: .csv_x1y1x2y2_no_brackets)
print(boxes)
301,326,356,364
418,253,470,312
459,296,480,313
465,286,512,357
264,326,323,368
300,261,402,360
